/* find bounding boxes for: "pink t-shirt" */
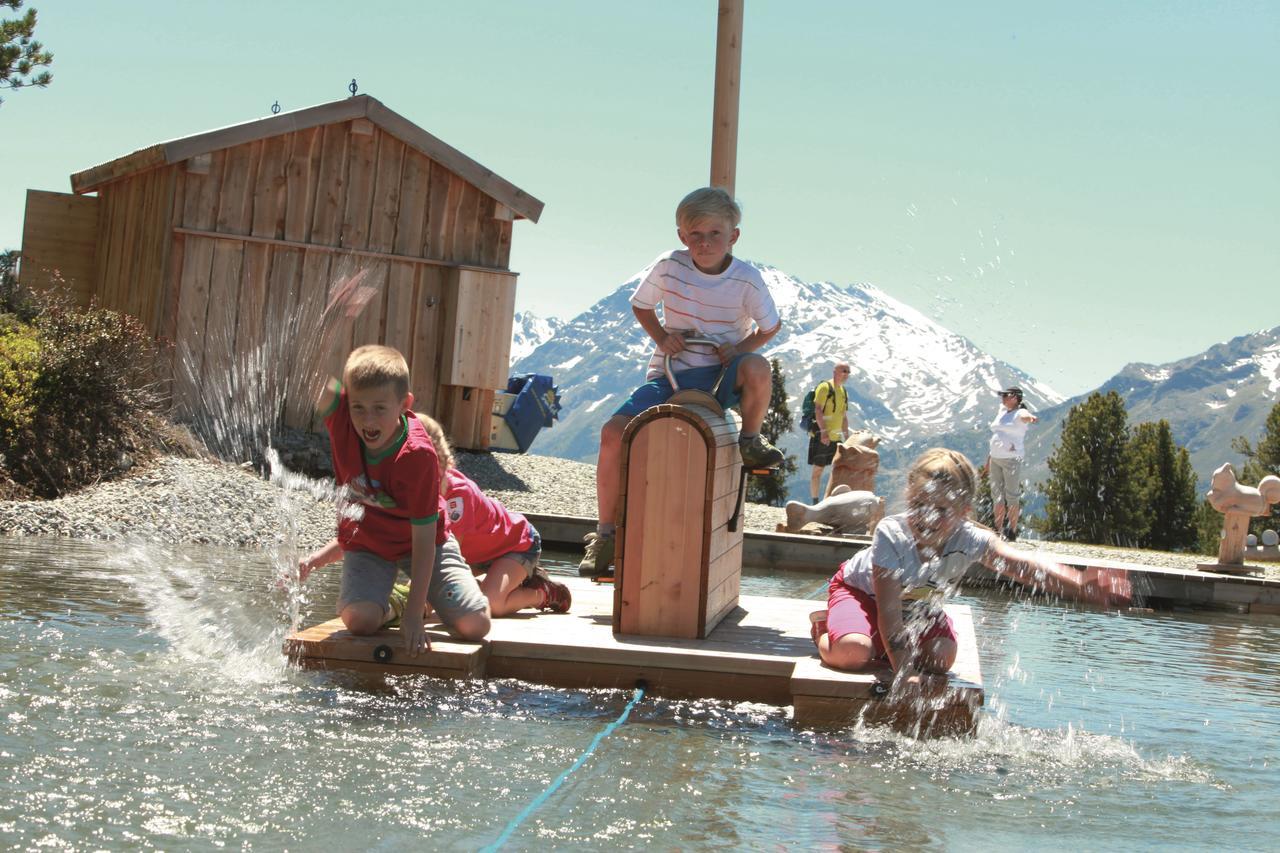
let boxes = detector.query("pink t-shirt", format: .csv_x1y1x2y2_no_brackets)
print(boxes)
443,469,534,564
324,387,447,560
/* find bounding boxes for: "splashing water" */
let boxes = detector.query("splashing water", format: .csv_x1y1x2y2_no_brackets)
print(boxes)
174,256,382,466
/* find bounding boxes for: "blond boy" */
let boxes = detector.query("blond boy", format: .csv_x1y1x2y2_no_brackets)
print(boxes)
581,187,784,576
298,345,489,654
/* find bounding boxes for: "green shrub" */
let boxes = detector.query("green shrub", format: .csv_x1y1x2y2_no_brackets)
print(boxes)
0,318,40,447
0,289,169,497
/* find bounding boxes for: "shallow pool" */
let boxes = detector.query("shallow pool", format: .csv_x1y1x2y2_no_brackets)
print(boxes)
2,536,1276,850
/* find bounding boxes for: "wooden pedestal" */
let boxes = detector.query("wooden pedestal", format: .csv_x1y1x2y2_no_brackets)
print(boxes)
613,402,744,639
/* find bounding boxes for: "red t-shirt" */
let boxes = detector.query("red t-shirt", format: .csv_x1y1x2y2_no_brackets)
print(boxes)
443,469,534,565
324,387,447,560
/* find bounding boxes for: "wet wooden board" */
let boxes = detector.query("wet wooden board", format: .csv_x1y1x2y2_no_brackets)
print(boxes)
283,578,984,735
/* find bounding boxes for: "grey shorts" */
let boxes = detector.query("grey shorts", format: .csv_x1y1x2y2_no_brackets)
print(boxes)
988,456,1023,507
338,536,488,628
473,528,542,580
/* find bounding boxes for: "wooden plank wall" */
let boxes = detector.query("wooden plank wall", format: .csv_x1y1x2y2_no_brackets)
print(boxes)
18,190,101,303
93,166,179,336
155,120,516,444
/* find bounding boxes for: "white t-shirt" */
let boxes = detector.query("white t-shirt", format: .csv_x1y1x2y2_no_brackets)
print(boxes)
630,250,780,380
989,407,1035,459
840,514,995,609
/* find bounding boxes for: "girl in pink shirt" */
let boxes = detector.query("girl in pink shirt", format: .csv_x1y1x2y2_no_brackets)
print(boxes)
420,414,570,616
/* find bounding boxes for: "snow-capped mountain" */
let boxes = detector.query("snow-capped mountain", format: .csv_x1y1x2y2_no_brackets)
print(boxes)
512,261,1063,502
509,311,565,364
1023,326,1280,494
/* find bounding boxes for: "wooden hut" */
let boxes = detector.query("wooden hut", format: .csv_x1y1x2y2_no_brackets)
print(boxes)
17,95,543,448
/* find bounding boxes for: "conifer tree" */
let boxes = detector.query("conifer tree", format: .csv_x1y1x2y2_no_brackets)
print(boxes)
1193,498,1223,556
1,2,52,107
1229,399,1280,537
1042,391,1143,544
1231,400,1280,483
1129,420,1198,550
747,358,797,506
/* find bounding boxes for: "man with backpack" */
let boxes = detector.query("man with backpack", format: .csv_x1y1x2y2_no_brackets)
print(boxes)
801,362,851,504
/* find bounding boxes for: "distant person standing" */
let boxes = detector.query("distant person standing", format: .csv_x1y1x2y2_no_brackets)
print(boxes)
985,386,1038,541
807,363,851,504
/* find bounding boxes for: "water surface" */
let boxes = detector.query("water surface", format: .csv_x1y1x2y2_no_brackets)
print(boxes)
2,536,1276,850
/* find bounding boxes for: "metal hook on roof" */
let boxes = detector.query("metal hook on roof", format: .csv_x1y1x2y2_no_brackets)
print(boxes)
271,100,280,115
349,78,358,97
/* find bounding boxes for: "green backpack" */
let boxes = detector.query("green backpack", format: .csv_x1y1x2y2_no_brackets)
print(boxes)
799,381,834,433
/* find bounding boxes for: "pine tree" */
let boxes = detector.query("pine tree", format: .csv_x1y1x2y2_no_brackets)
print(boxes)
1,2,52,107
1232,400,1280,483
1228,399,1280,537
1042,391,1143,545
1193,498,1223,557
1129,420,1199,550
747,358,797,506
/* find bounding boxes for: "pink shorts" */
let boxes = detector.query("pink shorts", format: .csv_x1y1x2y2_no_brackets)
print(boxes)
825,569,956,659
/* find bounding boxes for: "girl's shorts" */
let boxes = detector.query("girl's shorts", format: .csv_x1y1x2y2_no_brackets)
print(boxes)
825,569,955,659
473,528,542,579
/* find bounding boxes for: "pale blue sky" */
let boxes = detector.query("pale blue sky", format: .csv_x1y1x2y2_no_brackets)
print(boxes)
3,1,1277,396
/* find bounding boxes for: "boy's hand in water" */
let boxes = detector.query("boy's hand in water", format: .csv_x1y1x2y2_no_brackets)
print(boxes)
400,610,431,656
297,555,319,583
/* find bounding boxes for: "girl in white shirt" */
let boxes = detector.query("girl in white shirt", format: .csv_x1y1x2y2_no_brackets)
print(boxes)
811,448,1130,683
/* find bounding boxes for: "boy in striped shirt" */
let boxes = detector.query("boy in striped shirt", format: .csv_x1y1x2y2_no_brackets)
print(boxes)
580,187,784,577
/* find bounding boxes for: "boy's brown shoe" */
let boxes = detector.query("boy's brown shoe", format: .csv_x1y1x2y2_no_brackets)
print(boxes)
578,532,615,577
739,434,784,469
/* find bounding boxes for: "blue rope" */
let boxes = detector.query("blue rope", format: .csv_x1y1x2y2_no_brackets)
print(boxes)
481,684,647,851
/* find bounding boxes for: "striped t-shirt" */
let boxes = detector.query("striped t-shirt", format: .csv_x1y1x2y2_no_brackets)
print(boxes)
630,250,781,380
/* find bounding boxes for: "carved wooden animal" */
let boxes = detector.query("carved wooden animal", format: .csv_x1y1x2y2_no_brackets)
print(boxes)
1206,463,1280,516
824,430,881,497
785,485,885,534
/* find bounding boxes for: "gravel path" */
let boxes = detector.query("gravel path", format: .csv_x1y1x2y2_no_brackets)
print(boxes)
2,451,1272,579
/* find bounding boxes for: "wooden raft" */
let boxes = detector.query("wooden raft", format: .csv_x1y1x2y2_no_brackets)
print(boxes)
614,401,744,639
283,578,984,736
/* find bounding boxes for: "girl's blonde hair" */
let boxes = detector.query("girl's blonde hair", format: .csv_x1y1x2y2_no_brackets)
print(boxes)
905,448,978,509
414,411,455,472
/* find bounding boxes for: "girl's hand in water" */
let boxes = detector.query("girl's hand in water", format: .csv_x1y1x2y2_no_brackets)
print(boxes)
888,670,950,703
1080,566,1133,609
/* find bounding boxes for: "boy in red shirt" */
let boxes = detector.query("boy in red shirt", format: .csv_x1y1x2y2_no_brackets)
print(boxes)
297,345,490,655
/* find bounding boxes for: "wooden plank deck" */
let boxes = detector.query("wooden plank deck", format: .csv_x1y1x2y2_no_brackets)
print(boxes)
283,577,983,736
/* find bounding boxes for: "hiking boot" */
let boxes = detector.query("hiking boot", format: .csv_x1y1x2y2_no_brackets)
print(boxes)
1006,525,1018,542
537,578,573,613
739,434,784,469
578,531,615,577
809,609,828,649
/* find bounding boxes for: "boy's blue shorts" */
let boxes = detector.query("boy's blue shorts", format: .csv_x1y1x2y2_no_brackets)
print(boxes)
612,354,749,419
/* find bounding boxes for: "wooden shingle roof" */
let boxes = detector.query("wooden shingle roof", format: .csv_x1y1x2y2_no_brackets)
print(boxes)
69,95,543,222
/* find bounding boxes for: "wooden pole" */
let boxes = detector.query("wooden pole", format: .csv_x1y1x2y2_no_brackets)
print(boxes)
710,0,744,194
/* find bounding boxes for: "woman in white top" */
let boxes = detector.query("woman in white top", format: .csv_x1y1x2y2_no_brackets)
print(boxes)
985,386,1038,541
